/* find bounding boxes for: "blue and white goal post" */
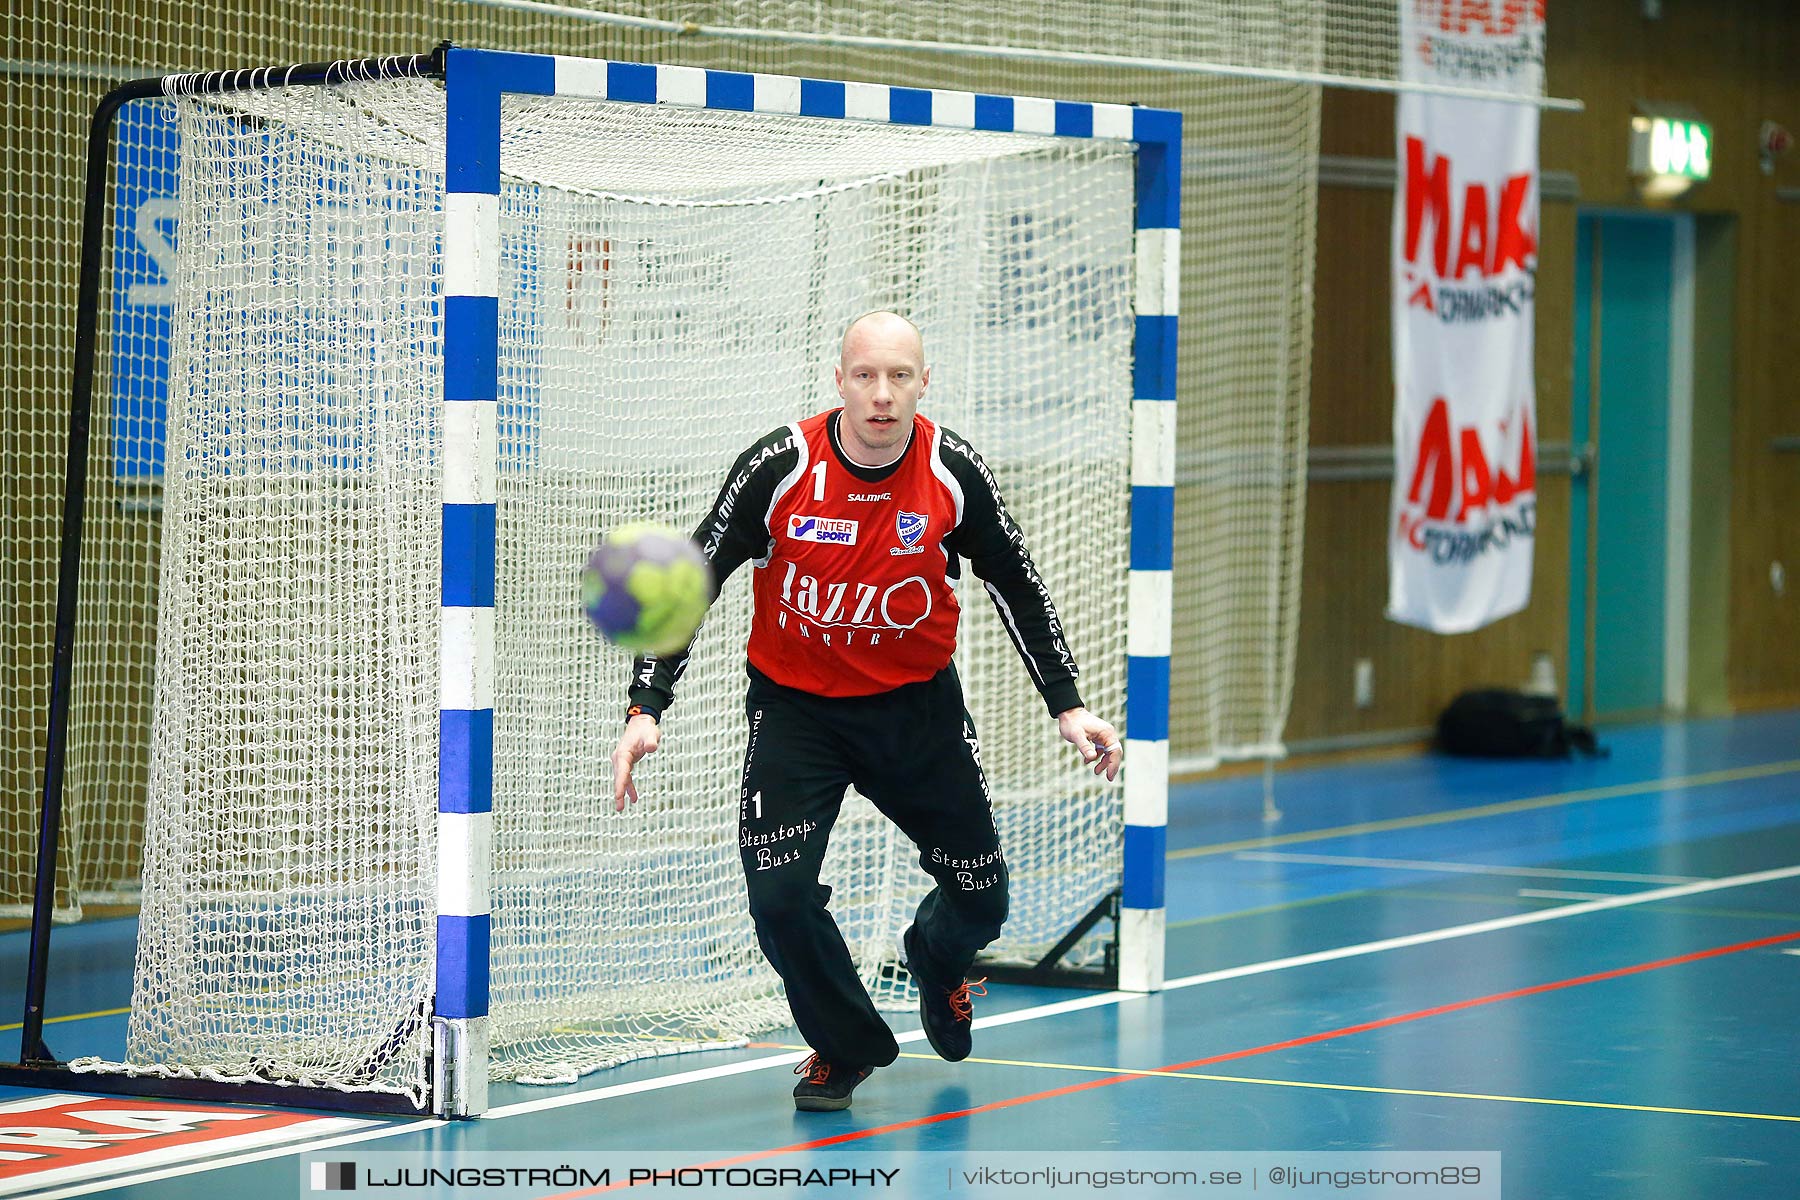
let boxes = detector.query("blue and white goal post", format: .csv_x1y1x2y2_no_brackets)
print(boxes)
437,48,1177,1117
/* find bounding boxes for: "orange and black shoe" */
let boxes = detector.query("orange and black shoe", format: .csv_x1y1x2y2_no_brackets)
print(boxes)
792,1053,875,1112
902,924,987,1063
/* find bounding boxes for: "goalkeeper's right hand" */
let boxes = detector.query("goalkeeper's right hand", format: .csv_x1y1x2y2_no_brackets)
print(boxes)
611,713,661,812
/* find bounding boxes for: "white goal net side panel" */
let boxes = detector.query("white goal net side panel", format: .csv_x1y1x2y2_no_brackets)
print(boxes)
113,82,444,1104
110,77,1132,1095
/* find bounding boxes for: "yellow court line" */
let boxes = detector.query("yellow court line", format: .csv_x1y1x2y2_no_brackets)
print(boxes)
0,1006,130,1034
1169,886,1800,932
1167,889,1379,929
1384,889,1800,923
887,1050,1800,1125
1171,759,1800,860
545,1028,744,1046
768,1042,1798,1123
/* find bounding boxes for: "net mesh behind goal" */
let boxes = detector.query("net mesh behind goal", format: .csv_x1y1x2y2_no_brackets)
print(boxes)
8,2,1338,927
107,76,1133,1097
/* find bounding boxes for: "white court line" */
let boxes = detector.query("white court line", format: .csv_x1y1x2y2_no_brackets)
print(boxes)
1161,862,1800,989
36,860,1800,1193
1518,888,1622,901
497,862,1800,1115
1234,850,1705,885
484,990,1131,1118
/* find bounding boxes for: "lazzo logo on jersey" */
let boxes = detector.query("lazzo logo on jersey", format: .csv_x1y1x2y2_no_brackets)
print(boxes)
777,562,933,635
788,515,858,545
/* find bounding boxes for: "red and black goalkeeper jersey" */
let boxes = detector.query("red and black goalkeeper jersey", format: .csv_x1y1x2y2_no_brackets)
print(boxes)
629,408,1083,716
744,410,961,695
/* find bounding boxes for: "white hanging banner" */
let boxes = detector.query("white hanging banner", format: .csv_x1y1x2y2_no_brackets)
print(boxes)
1389,2,1545,632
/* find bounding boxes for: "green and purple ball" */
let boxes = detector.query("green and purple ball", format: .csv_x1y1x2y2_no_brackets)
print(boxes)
581,523,713,655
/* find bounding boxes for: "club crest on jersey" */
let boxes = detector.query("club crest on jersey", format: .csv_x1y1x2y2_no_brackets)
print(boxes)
789,514,858,545
896,511,928,548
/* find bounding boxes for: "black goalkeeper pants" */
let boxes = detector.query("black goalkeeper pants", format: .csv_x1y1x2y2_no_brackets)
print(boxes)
738,662,1009,1069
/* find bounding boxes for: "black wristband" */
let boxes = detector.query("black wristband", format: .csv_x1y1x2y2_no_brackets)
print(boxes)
626,703,661,724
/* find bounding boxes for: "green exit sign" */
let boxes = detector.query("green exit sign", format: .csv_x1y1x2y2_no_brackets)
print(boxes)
1630,114,1712,185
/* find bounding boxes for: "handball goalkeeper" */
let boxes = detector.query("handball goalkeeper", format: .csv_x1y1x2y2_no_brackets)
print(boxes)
611,311,1121,1112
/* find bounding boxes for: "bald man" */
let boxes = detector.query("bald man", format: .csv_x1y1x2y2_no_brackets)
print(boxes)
611,311,1121,1111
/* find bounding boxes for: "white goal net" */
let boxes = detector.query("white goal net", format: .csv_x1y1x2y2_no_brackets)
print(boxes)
93,74,1135,1102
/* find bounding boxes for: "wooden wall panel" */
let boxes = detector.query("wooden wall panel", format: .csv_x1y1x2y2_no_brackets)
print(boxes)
1728,9,1800,707
1550,0,1799,710
1290,0,1800,745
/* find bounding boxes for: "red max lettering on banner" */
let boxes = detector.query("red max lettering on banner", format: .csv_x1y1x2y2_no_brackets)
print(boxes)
1454,180,1490,279
1491,174,1535,274
1417,0,1544,37
1403,138,1537,281
1401,397,1535,542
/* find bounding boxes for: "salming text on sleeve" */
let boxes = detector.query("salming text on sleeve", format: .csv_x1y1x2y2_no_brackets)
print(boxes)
627,425,798,718
935,427,1084,717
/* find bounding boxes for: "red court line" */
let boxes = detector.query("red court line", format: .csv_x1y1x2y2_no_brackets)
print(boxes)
555,928,1800,1196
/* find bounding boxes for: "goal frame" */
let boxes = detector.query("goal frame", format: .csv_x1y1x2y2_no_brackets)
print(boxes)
2,44,1179,1119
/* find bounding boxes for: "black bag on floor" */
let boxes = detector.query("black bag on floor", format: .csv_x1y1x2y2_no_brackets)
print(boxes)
1436,688,1604,759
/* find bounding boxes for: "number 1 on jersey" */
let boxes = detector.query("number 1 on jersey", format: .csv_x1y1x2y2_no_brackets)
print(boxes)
811,460,827,502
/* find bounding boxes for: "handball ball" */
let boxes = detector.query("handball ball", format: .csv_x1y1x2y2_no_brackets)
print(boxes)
581,523,713,655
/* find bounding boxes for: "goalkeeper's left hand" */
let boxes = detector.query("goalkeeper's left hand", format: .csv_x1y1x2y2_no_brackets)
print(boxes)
611,713,662,811
1056,707,1122,781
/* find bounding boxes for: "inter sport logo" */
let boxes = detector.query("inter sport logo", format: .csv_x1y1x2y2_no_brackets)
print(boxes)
788,515,858,545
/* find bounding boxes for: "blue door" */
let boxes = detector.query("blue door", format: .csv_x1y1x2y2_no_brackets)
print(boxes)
1570,213,1675,721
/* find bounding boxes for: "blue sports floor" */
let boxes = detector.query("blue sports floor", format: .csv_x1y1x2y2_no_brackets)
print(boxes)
4,709,1798,1198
